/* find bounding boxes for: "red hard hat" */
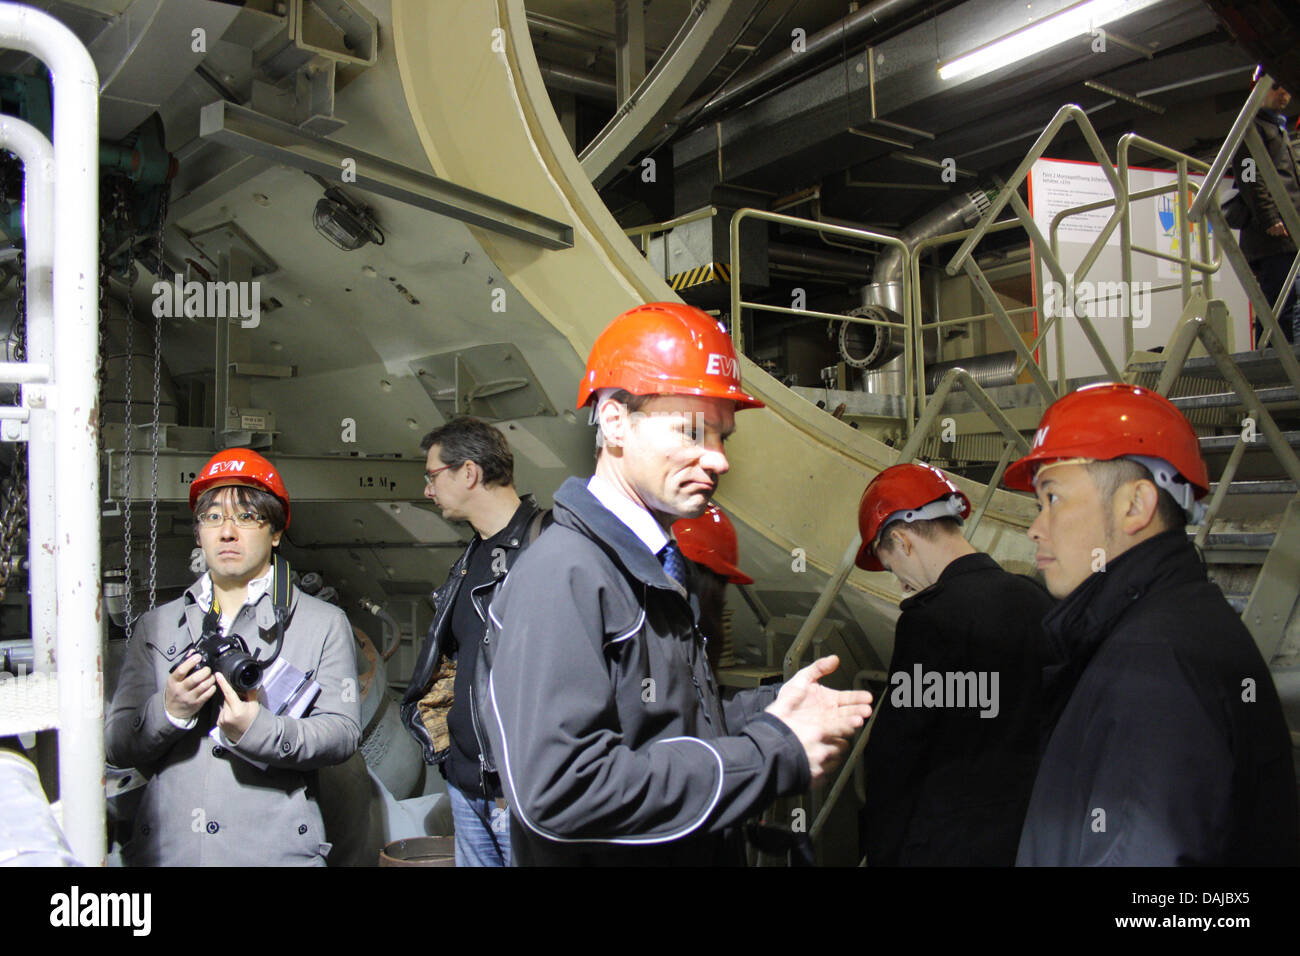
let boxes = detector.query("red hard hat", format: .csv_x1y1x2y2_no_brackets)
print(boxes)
855,463,971,571
1003,383,1209,498
189,448,291,528
673,503,754,585
577,302,764,411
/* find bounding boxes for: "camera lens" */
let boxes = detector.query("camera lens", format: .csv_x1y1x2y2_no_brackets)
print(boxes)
218,652,262,694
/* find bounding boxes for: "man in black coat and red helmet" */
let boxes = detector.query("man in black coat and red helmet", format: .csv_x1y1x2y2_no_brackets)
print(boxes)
1008,383,1298,865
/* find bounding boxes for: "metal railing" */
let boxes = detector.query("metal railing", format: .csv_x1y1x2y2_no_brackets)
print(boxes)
727,207,914,423
636,86,1300,861
0,2,103,866
623,205,716,270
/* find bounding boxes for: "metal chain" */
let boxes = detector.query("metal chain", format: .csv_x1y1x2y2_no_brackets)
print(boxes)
13,247,24,363
0,454,28,602
146,186,169,610
0,256,29,600
122,231,136,635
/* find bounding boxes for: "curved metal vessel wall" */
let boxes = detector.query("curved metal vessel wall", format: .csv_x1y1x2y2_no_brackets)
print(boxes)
391,0,1042,658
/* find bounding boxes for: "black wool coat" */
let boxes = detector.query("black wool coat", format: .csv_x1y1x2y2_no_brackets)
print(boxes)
862,552,1055,866
1016,530,1299,866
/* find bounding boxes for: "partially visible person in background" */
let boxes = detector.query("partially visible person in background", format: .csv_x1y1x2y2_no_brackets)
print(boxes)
673,502,754,671
1232,69,1300,346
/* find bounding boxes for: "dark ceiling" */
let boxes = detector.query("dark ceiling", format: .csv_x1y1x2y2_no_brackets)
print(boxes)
526,0,1274,237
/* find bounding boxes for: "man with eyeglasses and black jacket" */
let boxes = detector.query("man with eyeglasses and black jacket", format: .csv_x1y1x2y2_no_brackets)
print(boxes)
400,416,548,867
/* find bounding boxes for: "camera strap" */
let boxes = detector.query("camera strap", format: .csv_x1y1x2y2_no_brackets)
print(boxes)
199,554,293,659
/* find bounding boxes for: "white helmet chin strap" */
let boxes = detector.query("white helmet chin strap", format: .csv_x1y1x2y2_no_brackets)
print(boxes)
877,495,967,546
1124,455,1207,525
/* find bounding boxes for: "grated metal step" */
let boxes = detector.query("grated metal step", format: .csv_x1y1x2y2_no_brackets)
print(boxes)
0,672,59,736
1208,479,1300,495
1199,430,1300,453
1169,386,1298,411
1195,530,1275,564
1224,594,1250,614
1128,343,1300,386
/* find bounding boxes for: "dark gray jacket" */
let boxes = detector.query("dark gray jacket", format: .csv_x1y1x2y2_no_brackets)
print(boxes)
399,494,546,788
479,477,808,866
1233,108,1300,262
105,577,361,866
1016,531,1298,866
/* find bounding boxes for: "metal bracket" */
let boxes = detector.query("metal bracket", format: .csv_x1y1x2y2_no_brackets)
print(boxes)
410,343,557,422
1245,498,1300,662
200,101,574,250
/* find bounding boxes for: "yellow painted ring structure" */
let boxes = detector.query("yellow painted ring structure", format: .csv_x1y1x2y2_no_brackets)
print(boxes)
391,0,1039,618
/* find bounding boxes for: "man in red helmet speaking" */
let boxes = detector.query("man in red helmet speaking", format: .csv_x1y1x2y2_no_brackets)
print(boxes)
479,302,874,865
105,449,360,866
1006,384,1298,865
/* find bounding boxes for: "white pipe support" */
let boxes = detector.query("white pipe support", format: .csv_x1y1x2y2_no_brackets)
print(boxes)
0,114,55,677
0,361,49,383
0,1,104,866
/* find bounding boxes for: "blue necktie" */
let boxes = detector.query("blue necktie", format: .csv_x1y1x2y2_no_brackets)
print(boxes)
659,541,689,590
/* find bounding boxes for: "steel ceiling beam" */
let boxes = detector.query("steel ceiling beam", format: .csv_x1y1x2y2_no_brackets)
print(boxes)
580,0,767,190
199,100,574,249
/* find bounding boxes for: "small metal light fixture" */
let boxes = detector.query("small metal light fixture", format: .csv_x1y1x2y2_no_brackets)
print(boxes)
309,174,385,251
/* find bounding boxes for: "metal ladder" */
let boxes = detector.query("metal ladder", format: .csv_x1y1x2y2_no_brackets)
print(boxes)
0,4,104,866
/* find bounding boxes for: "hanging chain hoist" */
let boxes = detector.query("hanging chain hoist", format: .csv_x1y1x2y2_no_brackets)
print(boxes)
117,182,137,636
146,186,169,611
0,249,29,602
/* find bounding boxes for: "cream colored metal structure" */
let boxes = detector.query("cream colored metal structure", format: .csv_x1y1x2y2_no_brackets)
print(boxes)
390,1,1043,649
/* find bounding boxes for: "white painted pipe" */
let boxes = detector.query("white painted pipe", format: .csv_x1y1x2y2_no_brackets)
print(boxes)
0,115,55,679
0,750,81,865
0,2,103,866
0,406,31,421
0,361,49,383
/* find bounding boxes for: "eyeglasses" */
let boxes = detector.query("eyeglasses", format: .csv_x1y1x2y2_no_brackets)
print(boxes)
196,511,268,529
423,464,456,487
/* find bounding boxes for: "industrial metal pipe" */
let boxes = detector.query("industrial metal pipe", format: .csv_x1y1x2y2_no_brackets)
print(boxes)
0,1,103,866
923,350,1020,393
674,0,936,126
537,60,617,104
0,115,54,681
0,750,80,865
863,188,994,317
768,241,872,277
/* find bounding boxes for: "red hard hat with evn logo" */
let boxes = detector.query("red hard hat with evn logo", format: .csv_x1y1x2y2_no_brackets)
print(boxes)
673,503,754,584
577,302,764,411
1002,383,1209,498
855,463,971,571
189,448,291,528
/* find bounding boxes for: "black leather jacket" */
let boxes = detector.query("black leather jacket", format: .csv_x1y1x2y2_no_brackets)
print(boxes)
399,495,546,773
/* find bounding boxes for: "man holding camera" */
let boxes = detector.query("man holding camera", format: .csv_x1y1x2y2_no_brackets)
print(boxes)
105,448,360,866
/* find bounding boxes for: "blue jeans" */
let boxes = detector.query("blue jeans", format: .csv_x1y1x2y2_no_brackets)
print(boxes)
446,780,511,867
1253,252,1300,346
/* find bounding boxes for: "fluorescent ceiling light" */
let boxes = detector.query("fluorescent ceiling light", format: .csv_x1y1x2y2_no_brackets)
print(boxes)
939,0,1135,82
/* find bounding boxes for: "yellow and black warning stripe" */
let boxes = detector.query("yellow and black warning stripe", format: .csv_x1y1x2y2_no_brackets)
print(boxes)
668,261,730,291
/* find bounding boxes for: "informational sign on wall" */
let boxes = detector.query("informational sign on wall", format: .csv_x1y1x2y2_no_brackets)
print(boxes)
1028,157,1250,380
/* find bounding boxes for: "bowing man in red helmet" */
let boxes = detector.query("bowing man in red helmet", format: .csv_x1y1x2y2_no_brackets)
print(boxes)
479,302,874,866
1007,384,1297,865
105,448,360,866
854,463,1054,866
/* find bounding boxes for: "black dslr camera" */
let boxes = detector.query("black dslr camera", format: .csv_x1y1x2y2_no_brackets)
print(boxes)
171,629,263,694
166,554,292,695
